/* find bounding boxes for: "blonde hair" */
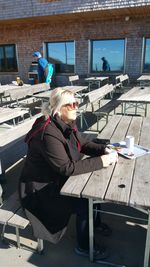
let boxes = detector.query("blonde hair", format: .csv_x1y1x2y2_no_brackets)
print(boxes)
42,87,75,118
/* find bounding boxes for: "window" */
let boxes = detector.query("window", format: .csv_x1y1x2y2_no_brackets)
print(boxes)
46,41,75,74
91,39,125,73
0,44,17,72
143,38,150,72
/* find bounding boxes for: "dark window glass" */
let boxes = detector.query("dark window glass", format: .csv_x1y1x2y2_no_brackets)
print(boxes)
91,39,125,73
143,38,150,72
0,44,17,72
46,41,75,74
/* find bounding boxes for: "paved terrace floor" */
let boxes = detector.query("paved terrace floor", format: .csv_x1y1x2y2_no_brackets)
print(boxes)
0,95,149,267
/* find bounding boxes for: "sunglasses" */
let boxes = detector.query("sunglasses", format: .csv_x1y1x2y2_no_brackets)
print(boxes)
62,101,79,110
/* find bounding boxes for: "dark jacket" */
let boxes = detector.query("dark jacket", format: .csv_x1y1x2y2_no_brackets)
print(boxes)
102,59,110,71
19,115,106,233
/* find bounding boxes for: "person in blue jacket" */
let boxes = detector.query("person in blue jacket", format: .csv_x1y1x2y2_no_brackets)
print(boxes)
33,51,54,85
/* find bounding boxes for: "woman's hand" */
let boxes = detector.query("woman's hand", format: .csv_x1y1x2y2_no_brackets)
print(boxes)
101,150,118,168
104,146,113,154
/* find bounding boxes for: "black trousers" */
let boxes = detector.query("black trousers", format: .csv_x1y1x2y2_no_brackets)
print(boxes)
71,197,101,250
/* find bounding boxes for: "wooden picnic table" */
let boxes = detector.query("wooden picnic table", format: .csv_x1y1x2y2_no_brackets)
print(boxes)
61,115,150,267
85,76,109,90
118,86,150,116
137,75,150,86
34,85,88,102
0,107,30,125
0,83,49,103
34,90,52,102
62,85,88,95
0,84,23,104
0,113,41,173
0,84,25,93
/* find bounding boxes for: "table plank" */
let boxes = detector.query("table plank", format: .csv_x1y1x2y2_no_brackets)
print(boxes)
0,114,41,148
140,117,150,147
130,117,150,208
82,165,114,199
137,75,150,81
0,107,29,124
110,115,132,144
105,117,143,204
126,116,143,144
98,115,122,140
62,85,88,94
85,77,108,82
118,86,150,102
61,172,91,198
105,157,135,204
34,90,52,100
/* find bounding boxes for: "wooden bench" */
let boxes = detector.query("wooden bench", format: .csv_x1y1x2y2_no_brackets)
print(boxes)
0,191,43,252
84,84,122,131
77,84,115,130
93,99,122,131
115,74,130,94
87,84,114,112
68,75,79,86
13,97,42,117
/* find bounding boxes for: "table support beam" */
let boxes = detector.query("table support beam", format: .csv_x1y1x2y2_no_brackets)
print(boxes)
143,209,150,267
89,198,94,262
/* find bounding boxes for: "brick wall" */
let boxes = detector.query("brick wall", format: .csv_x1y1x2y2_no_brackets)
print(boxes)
0,0,149,21
0,15,150,84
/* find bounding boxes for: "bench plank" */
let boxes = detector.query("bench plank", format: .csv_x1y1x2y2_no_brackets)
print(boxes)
0,192,20,224
94,99,121,115
87,84,113,106
69,75,79,85
8,208,29,229
93,99,122,130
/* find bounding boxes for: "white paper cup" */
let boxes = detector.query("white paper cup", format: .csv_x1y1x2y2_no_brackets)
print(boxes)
125,136,134,153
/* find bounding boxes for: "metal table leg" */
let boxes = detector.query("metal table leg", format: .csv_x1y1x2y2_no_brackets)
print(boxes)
37,238,44,254
89,198,94,262
15,227,20,248
143,210,150,267
88,199,128,267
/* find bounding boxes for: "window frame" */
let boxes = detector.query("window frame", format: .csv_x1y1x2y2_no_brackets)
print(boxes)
90,38,126,74
142,37,150,73
45,41,75,75
0,44,18,73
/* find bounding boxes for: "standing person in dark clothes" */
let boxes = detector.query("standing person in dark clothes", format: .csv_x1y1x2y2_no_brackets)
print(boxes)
19,88,118,260
101,57,111,71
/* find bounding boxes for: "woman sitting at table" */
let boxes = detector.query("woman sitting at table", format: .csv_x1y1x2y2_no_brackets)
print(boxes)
19,87,118,260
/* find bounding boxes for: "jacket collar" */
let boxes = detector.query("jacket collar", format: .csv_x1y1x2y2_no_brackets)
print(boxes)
52,115,77,138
